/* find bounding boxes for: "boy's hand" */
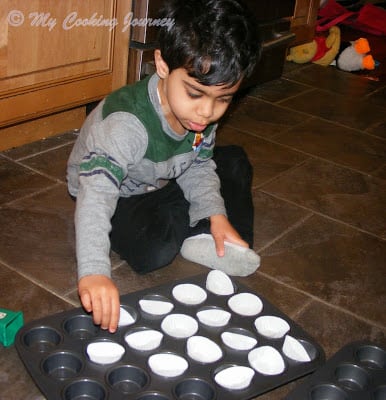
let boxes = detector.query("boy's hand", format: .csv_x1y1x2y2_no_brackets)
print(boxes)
78,275,120,333
209,214,249,256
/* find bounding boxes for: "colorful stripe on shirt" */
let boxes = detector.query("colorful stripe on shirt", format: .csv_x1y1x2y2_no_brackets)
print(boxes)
79,152,124,188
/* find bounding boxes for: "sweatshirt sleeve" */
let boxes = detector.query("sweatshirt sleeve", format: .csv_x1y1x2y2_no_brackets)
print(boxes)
74,112,147,280
176,126,226,226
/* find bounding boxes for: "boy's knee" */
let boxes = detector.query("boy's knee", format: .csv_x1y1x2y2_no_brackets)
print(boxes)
214,145,253,186
128,238,181,274
112,216,189,274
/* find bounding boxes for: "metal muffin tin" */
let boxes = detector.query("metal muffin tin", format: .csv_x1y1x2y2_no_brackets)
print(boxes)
16,273,325,400
285,341,386,400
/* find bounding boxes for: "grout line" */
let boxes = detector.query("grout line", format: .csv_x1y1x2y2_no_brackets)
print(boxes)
0,257,78,307
62,286,82,304
256,212,314,253
266,143,385,181
1,142,75,163
16,141,76,162
267,115,316,140
273,87,316,104
252,158,312,190
280,74,382,101
0,182,64,208
245,90,386,143
111,259,127,271
0,154,66,184
258,189,386,241
365,122,386,140
290,297,314,320
222,126,385,241
226,123,386,181
256,270,386,331
365,84,386,99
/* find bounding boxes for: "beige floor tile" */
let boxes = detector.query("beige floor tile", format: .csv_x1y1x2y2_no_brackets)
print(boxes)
222,96,310,138
280,89,386,131
260,215,386,327
261,158,386,237
20,143,74,182
217,126,309,188
248,77,311,103
274,117,386,177
252,190,312,251
0,157,55,205
284,63,380,97
0,186,77,295
3,131,76,161
294,300,386,357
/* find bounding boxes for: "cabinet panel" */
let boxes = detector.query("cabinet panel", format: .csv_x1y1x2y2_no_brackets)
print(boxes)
1,1,115,94
0,0,131,129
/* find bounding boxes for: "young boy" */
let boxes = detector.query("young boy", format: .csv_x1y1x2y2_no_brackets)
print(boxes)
67,0,261,333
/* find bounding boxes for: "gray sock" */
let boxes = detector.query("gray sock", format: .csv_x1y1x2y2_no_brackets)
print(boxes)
180,234,260,277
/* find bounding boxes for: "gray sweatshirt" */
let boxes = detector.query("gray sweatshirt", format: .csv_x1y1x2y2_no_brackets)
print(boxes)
67,74,226,279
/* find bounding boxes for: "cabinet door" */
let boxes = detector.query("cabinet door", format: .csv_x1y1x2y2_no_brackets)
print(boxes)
0,0,131,127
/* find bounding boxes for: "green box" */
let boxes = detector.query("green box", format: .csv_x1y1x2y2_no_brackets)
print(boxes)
0,308,24,347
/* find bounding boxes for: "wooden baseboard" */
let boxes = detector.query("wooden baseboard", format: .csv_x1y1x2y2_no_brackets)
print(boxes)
0,107,85,151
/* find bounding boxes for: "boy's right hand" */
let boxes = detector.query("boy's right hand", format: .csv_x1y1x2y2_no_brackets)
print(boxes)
78,275,120,333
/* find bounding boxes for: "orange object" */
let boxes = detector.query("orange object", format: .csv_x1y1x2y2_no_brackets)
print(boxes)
354,38,370,54
362,54,375,70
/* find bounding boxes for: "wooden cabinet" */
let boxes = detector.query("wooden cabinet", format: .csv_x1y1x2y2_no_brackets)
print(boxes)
291,0,320,45
0,0,132,150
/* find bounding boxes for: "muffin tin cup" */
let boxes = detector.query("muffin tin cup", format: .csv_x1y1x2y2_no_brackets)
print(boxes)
22,326,62,353
42,351,83,380
63,378,107,400
107,365,149,394
63,315,99,340
285,341,386,400
16,273,325,399
174,378,216,400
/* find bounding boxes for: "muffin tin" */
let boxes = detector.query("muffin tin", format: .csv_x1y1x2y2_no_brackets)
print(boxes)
16,272,325,399
285,341,386,400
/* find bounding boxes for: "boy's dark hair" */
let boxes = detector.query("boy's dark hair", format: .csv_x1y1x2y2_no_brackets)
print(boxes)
157,0,260,87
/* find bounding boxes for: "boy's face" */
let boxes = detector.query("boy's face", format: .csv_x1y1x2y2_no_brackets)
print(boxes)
155,51,241,134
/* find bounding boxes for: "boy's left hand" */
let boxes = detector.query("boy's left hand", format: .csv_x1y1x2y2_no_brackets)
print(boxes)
209,214,248,257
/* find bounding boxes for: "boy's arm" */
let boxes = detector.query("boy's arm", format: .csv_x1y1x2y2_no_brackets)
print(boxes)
177,158,226,221
75,183,119,279
176,127,249,254
71,113,148,331
176,129,226,224
75,174,121,332
176,129,248,253
72,113,148,279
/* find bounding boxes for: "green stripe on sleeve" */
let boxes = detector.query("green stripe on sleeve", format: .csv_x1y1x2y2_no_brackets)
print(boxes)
80,155,124,183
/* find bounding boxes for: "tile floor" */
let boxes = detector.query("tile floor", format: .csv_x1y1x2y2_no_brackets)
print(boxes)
0,62,385,399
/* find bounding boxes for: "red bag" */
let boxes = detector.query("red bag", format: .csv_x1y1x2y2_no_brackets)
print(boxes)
317,0,386,36
355,3,386,36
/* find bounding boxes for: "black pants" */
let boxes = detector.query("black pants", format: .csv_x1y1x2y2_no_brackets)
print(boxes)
109,145,254,273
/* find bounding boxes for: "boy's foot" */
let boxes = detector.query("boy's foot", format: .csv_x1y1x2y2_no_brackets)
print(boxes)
180,234,260,277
